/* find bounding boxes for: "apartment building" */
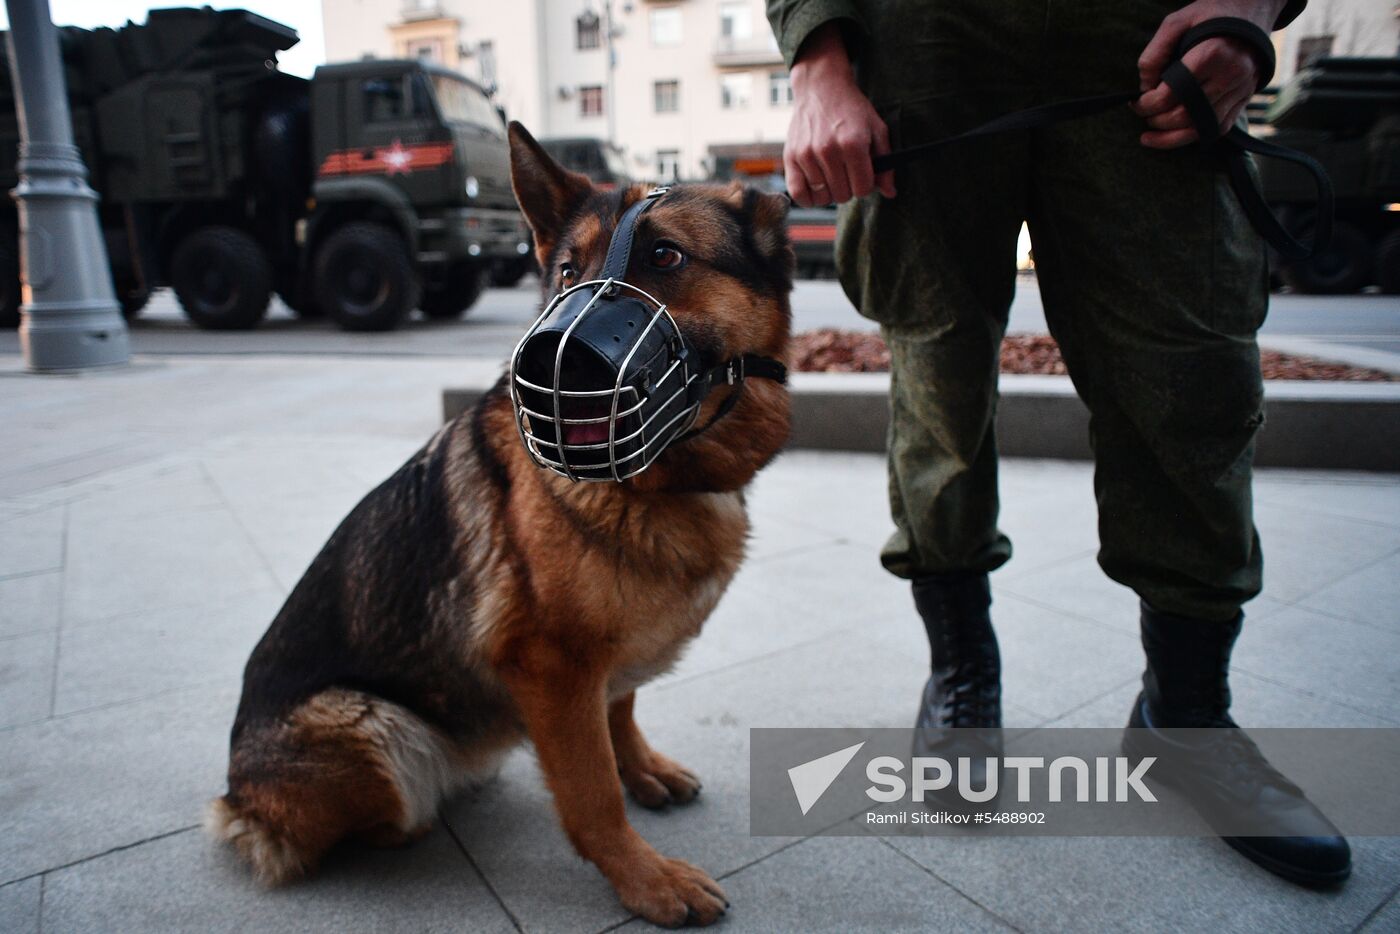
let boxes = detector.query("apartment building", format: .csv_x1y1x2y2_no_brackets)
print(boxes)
320,0,795,182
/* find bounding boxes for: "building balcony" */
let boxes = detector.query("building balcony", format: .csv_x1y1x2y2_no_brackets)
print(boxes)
713,35,783,68
400,0,446,22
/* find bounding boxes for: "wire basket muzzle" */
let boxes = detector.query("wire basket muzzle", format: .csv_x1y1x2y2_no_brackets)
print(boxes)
510,280,701,482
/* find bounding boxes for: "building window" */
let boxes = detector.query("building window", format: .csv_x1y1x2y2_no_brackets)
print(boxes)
768,71,791,106
576,12,601,50
580,85,604,117
405,39,442,63
656,149,681,182
650,7,682,46
654,79,679,114
719,1,751,40
477,40,497,90
720,73,752,109
1295,35,1334,72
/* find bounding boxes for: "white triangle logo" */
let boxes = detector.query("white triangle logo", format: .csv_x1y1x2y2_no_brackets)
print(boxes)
787,741,866,815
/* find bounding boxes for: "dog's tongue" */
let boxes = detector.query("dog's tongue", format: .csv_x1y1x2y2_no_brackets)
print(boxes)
560,396,615,446
563,422,611,446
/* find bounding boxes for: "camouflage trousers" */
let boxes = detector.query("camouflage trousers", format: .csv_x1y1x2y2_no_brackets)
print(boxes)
835,0,1266,621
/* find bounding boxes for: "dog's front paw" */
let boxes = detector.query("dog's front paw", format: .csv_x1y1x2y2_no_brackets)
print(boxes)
618,856,728,927
621,752,702,809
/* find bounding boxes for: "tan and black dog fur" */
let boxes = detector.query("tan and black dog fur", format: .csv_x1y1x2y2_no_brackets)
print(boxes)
207,122,793,927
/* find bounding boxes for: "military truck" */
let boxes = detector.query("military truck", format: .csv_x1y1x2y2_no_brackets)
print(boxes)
1255,56,1400,294
541,137,631,188
0,7,530,331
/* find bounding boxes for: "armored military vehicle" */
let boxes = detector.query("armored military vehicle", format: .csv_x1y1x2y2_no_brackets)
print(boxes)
0,7,529,331
1257,56,1400,294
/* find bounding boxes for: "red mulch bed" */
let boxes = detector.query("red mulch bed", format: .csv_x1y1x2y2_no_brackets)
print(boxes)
792,330,1398,381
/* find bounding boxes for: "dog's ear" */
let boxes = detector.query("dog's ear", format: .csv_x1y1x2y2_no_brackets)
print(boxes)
508,122,592,261
720,182,791,262
744,188,792,265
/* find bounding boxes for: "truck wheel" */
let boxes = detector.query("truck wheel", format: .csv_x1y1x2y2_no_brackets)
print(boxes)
170,227,272,330
1376,230,1400,295
1280,220,1374,295
0,231,18,329
422,262,487,319
314,222,418,332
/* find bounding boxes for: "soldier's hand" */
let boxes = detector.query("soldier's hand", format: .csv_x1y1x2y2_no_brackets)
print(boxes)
785,24,895,207
1134,0,1285,149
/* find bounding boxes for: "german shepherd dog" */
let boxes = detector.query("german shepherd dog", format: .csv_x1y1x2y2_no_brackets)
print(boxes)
207,123,793,926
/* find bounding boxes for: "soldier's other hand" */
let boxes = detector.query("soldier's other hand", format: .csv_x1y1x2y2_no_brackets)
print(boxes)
1133,0,1284,149
785,23,895,207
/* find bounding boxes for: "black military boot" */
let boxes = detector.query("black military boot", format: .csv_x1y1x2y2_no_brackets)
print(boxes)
1122,602,1351,888
911,572,1003,810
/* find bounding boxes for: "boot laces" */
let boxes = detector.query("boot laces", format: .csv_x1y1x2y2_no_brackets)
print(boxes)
941,660,1000,728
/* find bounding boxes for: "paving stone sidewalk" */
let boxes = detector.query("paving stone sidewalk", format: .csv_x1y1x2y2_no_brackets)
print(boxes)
2,354,1398,933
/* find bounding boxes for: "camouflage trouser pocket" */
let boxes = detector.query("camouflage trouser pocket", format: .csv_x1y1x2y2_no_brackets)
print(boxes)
1209,150,1270,337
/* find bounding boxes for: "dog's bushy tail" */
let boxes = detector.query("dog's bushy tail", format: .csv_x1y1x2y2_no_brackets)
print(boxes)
206,689,476,885
204,795,312,886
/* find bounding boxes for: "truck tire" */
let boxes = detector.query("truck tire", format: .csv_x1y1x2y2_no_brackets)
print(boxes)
1280,220,1374,295
314,222,418,332
170,226,273,330
422,262,487,319
0,231,18,329
1376,230,1400,295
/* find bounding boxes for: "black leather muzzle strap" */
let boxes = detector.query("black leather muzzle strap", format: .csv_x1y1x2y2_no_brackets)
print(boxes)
678,353,789,444
601,187,667,281
868,16,1333,263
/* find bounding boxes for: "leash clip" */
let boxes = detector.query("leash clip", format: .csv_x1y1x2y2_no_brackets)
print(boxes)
725,357,745,385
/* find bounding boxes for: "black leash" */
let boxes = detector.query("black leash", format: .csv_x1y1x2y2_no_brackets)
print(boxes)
867,17,1332,262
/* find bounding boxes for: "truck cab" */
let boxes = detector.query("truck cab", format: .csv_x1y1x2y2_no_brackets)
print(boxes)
305,60,530,327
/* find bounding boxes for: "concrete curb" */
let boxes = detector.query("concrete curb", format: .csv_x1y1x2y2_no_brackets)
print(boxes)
443,372,1400,472
1257,336,1400,376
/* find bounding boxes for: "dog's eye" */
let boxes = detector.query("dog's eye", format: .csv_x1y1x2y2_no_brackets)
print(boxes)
559,262,575,284
649,244,685,270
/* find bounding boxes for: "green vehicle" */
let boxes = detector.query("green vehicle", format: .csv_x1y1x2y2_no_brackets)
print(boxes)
1256,56,1400,295
0,7,530,331
540,137,631,188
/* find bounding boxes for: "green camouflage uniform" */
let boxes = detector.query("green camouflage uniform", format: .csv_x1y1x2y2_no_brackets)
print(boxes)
767,0,1304,621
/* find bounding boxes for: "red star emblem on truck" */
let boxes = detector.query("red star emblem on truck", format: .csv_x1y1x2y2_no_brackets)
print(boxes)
380,139,414,175
318,140,454,178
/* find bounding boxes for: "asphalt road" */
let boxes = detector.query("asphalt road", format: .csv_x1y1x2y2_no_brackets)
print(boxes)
3,276,1397,363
